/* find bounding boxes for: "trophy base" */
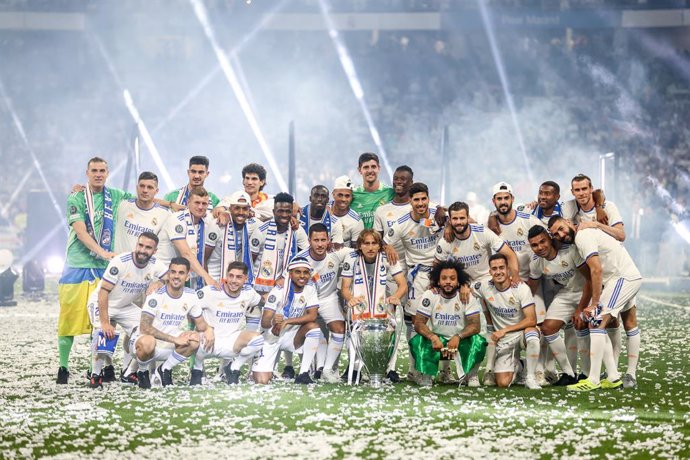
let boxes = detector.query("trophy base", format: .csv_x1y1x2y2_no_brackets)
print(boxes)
369,373,385,387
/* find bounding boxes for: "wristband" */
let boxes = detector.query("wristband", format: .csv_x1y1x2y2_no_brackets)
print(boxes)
486,324,496,333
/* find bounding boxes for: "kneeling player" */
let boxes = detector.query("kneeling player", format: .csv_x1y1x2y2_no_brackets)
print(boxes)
192,261,265,385
252,258,322,384
132,257,213,388
476,254,541,390
411,260,485,387
86,232,167,387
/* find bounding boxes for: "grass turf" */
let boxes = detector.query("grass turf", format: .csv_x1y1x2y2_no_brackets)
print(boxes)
0,291,688,459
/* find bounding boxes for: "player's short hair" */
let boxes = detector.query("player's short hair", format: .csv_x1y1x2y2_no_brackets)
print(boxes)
527,225,549,240
226,261,248,275
189,156,209,169
488,253,508,265
311,185,328,195
394,165,413,178
87,157,108,168
355,229,383,254
138,231,159,246
429,259,470,290
274,192,294,206
358,152,380,167
189,186,208,198
242,163,267,190
571,173,592,188
409,182,429,197
448,201,470,216
540,180,560,194
309,222,329,238
547,215,566,229
170,256,190,271
138,171,158,183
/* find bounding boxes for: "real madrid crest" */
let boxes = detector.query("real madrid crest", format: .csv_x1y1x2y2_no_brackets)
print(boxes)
561,260,569,267
328,261,334,269
152,217,158,226
517,228,524,236
473,242,480,251
508,297,515,305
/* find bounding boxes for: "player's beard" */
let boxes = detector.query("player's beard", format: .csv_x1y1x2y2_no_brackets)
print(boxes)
440,284,458,297
564,227,576,244
453,223,468,236
134,252,151,266
497,204,511,216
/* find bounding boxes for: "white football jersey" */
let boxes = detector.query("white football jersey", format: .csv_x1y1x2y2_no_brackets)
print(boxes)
562,199,623,227
331,209,364,248
197,284,262,337
416,290,481,338
141,286,202,336
114,199,170,254
384,209,442,267
292,248,350,298
497,211,544,280
90,252,167,312
249,221,309,276
263,284,319,333
529,244,585,293
435,224,506,282
156,210,217,267
207,219,260,280
574,228,641,284
476,280,535,332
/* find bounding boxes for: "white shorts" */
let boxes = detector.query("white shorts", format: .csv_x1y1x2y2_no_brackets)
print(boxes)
129,328,177,362
88,302,141,336
494,332,524,374
545,289,580,323
599,277,641,319
252,327,301,373
195,330,242,363
406,266,432,316
318,294,344,324
245,306,262,332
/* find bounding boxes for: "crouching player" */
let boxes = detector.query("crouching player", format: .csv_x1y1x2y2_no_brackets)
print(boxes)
86,232,168,387
252,258,322,384
476,253,541,390
410,260,486,387
132,257,213,388
191,261,265,385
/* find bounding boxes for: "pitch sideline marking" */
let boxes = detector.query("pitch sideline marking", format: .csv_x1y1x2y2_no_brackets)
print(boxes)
639,294,690,311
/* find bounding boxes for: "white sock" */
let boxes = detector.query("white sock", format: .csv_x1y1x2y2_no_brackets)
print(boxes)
602,334,620,382
232,336,265,371
316,336,328,370
537,336,547,373
525,331,540,379
192,350,204,371
564,323,578,372
588,329,607,385
90,333,101,374
484,325,496,373
387,311,403,373
299,329,322,375
576,328,590,376
625,327,640,378
324,333,345,372
161,350,187,372
607,325,622,367
545,332,574,377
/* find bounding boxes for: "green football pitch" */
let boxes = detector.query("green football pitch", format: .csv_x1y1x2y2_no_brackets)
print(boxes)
1,291,688,459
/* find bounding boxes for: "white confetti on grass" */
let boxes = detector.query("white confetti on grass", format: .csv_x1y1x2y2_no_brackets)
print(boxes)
0,293,689,459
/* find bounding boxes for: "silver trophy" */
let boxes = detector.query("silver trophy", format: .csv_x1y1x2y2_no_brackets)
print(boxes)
352,318,395,386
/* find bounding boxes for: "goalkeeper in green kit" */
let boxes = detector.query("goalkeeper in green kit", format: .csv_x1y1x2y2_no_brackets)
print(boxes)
351,153,395,229
410,259,487,387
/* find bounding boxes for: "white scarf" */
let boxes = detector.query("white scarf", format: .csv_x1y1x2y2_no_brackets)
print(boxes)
254,220,296,292
351,253,387,320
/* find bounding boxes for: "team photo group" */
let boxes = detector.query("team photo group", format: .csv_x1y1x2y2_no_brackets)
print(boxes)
56,151,642,393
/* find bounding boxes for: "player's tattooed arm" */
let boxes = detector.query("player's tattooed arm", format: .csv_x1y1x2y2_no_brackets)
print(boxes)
413,314,444,350
140,313,183,345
